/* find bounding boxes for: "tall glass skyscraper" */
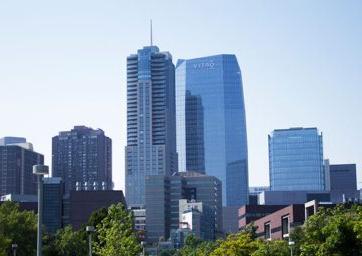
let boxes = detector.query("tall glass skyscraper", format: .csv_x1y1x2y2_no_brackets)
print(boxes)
268,127,325,191
125,46,177,206
176,55,249,206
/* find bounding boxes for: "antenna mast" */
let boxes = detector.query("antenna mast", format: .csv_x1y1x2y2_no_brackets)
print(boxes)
150,19,153,46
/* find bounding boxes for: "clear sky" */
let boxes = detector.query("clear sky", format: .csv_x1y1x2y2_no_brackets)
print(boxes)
1,0,361,190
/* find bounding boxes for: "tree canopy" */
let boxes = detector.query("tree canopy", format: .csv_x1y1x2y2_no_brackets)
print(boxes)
161,204,362,256
298,205,362,256
0,201,37,256
93,203,141,256
1,200,362,256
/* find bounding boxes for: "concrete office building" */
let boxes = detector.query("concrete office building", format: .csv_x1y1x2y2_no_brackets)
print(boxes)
249,186,270,195
170,228,192,249
52,126,112,194
176,55,249,206
179,199,214,240
0,137,44,196
269,128,325,191
145,172,222,243
248,186,270,205
125,45,178,206
129,205,146,241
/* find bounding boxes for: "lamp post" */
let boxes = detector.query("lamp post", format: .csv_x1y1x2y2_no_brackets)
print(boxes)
33,164,49,256
140,241,145,256
86,226,95,256
288,240,295,256
11,244,18,256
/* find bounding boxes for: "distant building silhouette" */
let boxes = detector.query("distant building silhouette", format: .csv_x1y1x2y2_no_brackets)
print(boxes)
52,126,112,194
0,137,43,196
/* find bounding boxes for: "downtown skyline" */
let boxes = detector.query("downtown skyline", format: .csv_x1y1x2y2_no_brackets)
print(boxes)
1,1,361,191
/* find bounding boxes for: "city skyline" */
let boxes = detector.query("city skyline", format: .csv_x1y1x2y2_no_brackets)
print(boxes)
1,1,361,191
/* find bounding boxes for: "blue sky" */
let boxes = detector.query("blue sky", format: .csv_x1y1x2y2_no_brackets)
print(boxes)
1,0,361,190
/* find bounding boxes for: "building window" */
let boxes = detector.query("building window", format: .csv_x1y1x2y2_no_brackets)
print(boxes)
264,222,271,240
282,216,289,238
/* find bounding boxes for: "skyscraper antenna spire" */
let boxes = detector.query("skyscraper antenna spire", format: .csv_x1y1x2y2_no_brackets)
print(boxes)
150,19,153,46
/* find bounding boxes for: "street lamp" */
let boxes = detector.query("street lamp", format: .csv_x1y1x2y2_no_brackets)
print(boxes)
86,226,95,256
11,244,18,256
288,240,295,256
140,241,146,256
33,164,49,256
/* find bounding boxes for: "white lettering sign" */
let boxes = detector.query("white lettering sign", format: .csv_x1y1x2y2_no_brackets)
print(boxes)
193,62,215,69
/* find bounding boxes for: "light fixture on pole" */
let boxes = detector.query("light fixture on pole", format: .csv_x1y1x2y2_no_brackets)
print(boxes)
288,240,295,256
11,244,18,256
141,241,146,256
33,164,49,256
86,226,95,256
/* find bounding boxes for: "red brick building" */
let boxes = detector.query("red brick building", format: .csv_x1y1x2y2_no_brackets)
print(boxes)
253,204,305,240
238,204,285,230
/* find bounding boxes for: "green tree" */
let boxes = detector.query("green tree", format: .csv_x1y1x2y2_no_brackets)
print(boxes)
159,248,178,256
244,222,258,239
210,232,259,256
43,233,59,256
0,201,37,256
52,226,87,256
252,240,290,256
178,234,203,256
193,240,218,256
87,207,108,228
299,205,362,256
177,234,218,256
93,203,141,256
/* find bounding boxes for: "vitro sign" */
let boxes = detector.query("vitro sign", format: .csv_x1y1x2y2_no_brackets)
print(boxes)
193,62,215,69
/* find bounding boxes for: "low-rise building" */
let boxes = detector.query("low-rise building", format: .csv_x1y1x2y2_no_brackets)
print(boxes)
258,190,330,205
64,190,126,229
222,206,240,234
129,205,146,241
254,204,305,240
179,199,214,241
0,193,38,212
329,164,358,203
145,172,222,243
238,205,285,230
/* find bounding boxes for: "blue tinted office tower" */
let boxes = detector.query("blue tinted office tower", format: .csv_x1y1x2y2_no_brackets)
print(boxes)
43,177,63,234
269,128,325,191
0,137,44,196
329,164,358,202
185,91,205,172
52,126,112,194
176,55,249,206
125,46,177,206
